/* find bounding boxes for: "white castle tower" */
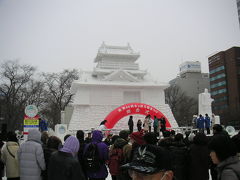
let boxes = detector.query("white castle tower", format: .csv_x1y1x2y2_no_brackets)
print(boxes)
68,42,178,131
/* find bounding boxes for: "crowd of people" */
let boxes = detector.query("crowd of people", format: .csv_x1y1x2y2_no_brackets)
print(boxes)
128,115,167,135
0,121,240,180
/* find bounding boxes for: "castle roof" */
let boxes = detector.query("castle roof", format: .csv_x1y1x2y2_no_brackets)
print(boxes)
94,42,140,62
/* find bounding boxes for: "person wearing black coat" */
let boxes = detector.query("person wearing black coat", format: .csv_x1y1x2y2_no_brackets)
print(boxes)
48,136,85,180
76,130,90,179
208,124,229,180
42,136,62,180
187,133,210,180
128,116,134,134
167,133,188,180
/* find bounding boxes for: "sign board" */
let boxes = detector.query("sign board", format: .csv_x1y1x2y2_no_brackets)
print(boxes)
23,115,39,133
25,105,38,118
179,61,201,75
104,103,171,129
55,124,68,142
23,115,39,141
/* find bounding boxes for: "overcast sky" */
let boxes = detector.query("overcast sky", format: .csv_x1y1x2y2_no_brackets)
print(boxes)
0,0,239,82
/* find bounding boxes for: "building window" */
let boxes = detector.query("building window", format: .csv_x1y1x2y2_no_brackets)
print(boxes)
209,55,220,64
210,81,226,88
209,66,225,74
213,104,228,110
213,96,228,103
211,88,227,96
210,73,226,81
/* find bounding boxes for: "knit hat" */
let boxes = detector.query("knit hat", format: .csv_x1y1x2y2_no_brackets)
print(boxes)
60,136,79,156
130,131,145,145
122,144,172,174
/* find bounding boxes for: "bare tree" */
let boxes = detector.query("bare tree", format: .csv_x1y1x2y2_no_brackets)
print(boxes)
0,60,36,130
165,85,197,126
21,79,46,109
42,69,79,127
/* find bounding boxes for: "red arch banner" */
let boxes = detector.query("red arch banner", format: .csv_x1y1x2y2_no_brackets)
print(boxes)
104,103,171,129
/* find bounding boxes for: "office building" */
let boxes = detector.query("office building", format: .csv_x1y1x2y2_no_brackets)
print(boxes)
169,61,210,100
208,47,240,125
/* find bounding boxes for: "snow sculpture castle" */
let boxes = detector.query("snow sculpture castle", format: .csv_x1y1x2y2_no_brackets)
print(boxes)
68,42,178,131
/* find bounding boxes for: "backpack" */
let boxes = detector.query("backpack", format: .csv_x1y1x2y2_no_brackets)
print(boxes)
83,143,102,172
108,148,124,175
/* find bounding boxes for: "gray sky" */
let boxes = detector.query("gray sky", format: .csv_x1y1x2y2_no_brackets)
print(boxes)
0,0,239,82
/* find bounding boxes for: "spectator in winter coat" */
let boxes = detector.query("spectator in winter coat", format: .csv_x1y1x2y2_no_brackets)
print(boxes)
118,130,132,163
136,119,142,132
76,130,87,179
118,130,132,180
204,114,211,134
18,129,46,180
111,135,120,145
48,136,85,180
208,135,240,180
128,116,134,134
98,120,107,131
197,114,205,133
144,114,152,132
129,131,146,162
39,118,48,132
108,138,128,180
209,124,228,180
160,117,167,133
188,133,210,180
83,130,109,180
143,132,158,145
1,131,20,180
167,133,188,180
41,131,49,149
85,132,92,144
104,134,113,147
158,130,174,148
212,124,228,136
153,116,159,135
76,130,86,165
183,131,191,147
122,144,174,180
42,136,62,180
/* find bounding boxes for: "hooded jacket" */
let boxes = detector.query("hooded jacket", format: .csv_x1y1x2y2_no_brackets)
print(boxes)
60,136,79,155
217,156,240,180
18,129,46,180
1,141,20,178
83,130,109,179
48,136,85,180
